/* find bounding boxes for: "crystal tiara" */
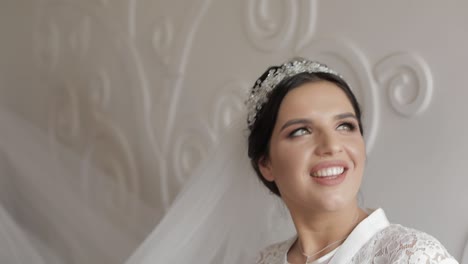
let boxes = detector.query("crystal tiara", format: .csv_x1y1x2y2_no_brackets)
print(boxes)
246,58,343,128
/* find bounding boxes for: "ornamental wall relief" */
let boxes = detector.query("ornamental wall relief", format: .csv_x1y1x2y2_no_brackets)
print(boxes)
374,52,433,118
35,0,147,229
34,0,434,215
25,0,468,261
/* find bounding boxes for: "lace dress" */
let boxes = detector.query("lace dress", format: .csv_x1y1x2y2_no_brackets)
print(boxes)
255,209,458,264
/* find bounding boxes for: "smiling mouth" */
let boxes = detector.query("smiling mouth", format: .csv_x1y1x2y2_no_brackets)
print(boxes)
311,166,345,178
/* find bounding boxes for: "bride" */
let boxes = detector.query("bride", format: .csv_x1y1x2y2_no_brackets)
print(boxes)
0,58,458,263
127,58,458,264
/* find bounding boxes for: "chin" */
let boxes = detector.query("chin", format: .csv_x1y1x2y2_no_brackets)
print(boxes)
317,195,355,212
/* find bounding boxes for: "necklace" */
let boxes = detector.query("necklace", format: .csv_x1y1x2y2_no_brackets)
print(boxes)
297,211,360,264
298,238,345,263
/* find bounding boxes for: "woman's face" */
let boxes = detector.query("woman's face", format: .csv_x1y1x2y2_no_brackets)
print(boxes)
259,81,366,213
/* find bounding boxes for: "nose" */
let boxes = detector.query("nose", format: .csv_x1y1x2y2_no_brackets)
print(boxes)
314,130,342,156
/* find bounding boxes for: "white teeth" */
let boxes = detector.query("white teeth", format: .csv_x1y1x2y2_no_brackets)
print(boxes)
312,167,344,177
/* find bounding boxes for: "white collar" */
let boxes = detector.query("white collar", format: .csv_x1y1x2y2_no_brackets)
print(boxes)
282,208,390,264
329,208,390,263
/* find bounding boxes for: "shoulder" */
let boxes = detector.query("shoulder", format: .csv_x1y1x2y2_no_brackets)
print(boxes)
255,238,293,264
370,224,458,263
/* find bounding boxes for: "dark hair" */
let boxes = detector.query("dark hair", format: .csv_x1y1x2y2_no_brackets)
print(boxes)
247,68,363,197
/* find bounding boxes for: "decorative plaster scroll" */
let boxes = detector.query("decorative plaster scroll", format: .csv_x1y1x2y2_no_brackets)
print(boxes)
294,0,318,52
211,80,248,139
152,16,174,67
244,0,298,52
81,117,140,217
48,77,139,210
87,68,111,109
172,124,210,186
374,53,433,117
132,0,214,210
171,80,247,188
158,0,213,154
298,38,379,153
36,1,142,209
49,81,81,146
34,19,60,72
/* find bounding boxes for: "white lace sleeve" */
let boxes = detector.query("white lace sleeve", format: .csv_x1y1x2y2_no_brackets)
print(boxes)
254,224,459,264
353,224,459,264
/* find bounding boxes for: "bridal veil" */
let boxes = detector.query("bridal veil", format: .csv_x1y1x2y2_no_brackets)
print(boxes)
126,115,295,263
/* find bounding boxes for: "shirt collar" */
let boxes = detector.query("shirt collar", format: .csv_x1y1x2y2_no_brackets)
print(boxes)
281,208,390,264
329,208,390,263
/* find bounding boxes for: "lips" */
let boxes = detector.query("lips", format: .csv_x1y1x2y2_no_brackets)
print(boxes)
311,166,344,177
309,161,349,186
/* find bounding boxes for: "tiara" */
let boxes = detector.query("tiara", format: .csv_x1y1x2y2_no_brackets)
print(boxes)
246,59,343,128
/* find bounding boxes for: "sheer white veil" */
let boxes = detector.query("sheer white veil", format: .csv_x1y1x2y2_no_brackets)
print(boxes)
127,114,295,263
0,200,48,263
0,108,154,263
0,105,293,263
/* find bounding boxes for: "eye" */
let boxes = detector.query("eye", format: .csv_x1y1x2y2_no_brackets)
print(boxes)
288,127,310,138
337,122,356,131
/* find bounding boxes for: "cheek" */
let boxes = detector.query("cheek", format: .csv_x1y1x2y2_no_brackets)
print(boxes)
347,137,366,167
271,142,312,175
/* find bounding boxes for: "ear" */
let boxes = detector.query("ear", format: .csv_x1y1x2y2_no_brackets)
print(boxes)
258,156,275,182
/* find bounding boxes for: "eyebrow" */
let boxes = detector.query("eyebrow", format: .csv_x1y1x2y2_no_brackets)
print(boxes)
334,112,357,121
279,112,357,132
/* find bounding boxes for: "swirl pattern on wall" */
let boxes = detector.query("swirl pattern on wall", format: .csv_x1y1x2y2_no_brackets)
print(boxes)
172,125,211,186
81,117,139,219
170,80,247,188
34,0,437,223
211,80,247,139
48,81,82,148
244,0,317,52
33,19,60,72
87,68,111,109
152,16,173,67
36,1,143,223
244,0,298,52
374,53,433,117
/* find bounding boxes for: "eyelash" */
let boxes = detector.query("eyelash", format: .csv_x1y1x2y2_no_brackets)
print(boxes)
337,122,356,131
288,127,310,138
287,122,357,138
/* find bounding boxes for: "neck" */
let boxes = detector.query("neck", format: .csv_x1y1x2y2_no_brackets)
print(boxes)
286,201,366,262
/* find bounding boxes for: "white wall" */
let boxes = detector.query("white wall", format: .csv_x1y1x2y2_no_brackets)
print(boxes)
1,0,466,262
